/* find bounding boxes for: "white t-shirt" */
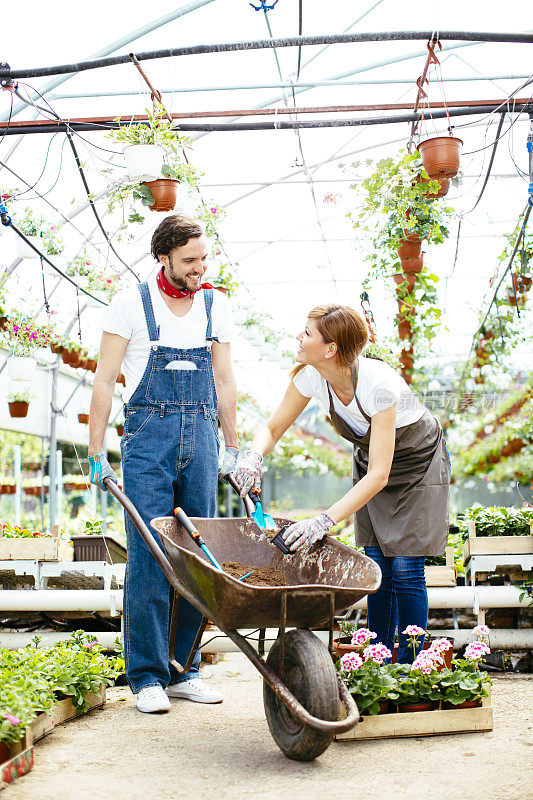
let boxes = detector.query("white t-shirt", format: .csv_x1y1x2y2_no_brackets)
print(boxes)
101,278,234,401
293,357,425,435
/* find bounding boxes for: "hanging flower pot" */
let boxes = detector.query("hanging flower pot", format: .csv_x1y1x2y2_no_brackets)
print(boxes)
115,423,124,436
117,372,126,386
396,315,413,340
507,288,525,307
50,340,65,355
7,356,37,382
415,173,451,199
86,358,97,372
8,400,29,418
16,235,41,260
140,179,179,212
519,275,532,292
78,413,89,424
397,236,422,259
418,136,463,178
399,348,414,370
123,144,164,182
393,272,417,292
400,256,424,274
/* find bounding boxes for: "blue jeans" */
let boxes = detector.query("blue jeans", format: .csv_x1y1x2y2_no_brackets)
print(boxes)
122,406,219,693
364,546,428,664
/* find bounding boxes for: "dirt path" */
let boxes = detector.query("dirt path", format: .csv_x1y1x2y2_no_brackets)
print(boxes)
6,655,532,800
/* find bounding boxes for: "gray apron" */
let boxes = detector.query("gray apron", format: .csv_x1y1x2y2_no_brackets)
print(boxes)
327,362,450,557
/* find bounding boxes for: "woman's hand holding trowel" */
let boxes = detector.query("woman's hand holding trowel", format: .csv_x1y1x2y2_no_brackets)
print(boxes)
233,450,263,497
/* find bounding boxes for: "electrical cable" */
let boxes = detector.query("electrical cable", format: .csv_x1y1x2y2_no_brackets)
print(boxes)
463,113,505,213
6,132,61,199
0,92,13,149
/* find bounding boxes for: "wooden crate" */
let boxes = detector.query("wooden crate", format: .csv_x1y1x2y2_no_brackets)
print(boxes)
425,546,456,586
336,691,493,741
51,686,106,726
0,524,60,561
462,520,533,561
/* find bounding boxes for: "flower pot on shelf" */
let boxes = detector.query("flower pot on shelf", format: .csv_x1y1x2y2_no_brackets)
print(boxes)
7,356,36,382
418,136,463,178
78,413,89,424
400,256,424,274
123,144,164,182
8,401,29,418
141,178,179,212
443,699,482,710
332,638,358,660
16,234,40,259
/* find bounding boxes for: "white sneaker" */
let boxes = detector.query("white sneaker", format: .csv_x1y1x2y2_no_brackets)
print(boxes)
166,678,223,704
136,685,171,713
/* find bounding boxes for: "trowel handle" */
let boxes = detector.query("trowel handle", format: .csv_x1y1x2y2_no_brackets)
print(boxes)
225,474,256,518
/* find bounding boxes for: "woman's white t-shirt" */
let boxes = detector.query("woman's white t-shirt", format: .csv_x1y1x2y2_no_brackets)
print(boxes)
101,278,234,401
292,357,424,435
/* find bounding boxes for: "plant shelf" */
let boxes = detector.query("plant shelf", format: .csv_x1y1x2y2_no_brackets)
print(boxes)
462,520,533,561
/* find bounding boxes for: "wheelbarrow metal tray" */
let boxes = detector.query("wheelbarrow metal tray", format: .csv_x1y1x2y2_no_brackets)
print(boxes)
151,516,381,630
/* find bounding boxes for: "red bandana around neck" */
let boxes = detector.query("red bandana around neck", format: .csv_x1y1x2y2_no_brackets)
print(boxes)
156,267,213,299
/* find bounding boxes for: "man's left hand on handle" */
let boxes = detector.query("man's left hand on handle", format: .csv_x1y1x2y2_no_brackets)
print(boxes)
282,512,336,552
218,446,239,480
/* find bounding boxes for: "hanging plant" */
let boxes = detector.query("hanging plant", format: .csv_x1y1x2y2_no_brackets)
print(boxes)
13,209,63,261
211,261,239,297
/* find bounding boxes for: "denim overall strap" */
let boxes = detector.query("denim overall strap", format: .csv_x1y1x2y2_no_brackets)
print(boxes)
138,283,160,343
203,289,219,343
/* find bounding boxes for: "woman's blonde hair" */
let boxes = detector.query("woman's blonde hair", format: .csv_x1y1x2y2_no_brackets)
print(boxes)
290,305,369,379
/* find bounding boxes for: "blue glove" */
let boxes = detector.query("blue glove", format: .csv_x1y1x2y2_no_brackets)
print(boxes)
219,446,239,480
88,452,116,491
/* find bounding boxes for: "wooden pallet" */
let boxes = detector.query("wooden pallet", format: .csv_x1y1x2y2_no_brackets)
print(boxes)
425,546,456,586
30,685,106,744
0,524,64,561
336,691,492,741
462,520,533,561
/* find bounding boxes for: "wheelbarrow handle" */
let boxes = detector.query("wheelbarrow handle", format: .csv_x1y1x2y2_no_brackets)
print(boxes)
225,474,256,518
103,478,177,586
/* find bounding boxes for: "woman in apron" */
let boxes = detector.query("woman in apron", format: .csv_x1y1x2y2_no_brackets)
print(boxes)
234,304,450,663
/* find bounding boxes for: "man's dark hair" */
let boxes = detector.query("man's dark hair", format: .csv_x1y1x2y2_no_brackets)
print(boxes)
151,214,203,261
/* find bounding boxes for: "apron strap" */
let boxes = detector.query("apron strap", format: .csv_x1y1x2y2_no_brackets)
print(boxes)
138,283,160,344
203,289,219,343
326,360,372,428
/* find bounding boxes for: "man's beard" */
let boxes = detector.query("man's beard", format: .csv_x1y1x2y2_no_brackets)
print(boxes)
165,263,191,291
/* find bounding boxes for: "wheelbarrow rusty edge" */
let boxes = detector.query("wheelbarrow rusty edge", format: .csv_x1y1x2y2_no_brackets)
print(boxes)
105,479,360,735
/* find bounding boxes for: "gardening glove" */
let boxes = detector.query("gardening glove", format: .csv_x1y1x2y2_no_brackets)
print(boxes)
233,450,263,497
219,446,239,480
88,452,116,492
282,512,336,552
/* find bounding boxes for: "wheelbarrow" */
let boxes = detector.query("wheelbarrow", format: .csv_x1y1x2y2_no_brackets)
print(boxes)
105,479,381,761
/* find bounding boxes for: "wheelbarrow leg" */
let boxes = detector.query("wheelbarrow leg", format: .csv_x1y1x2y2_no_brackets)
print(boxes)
168,589,209,675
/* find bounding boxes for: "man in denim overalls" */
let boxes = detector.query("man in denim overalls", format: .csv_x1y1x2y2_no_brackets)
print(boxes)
88,215,238,713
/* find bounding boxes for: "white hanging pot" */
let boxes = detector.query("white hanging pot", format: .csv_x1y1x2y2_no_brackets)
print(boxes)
84,290,108,309
16,235,41,260
8,356,37,382
123,144,164,182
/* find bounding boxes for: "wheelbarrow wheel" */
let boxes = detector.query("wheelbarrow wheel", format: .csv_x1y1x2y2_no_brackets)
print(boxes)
263,629,339,761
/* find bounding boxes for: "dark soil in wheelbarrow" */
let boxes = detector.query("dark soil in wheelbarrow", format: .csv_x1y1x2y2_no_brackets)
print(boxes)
222,561,289,587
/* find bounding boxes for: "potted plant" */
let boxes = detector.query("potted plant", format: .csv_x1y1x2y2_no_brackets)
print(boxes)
114,420,124,436
13,208,43,260
82,271,122,308
211,262,239,297
3,313,54,381
78,412,89,424
337,645,398,715
7,389,32,418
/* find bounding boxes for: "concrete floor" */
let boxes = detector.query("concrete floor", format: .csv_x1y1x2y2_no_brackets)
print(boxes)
5,654,533,800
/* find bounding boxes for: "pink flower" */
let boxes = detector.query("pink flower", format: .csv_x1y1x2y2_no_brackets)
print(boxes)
402,625,426,637
429,638,453,653
411,648,443,674
363,644,392,665
351,628,377,647
472,625,490,639
339,652,363,671
464,641,491,661
2,713,21,725
210,207,218,214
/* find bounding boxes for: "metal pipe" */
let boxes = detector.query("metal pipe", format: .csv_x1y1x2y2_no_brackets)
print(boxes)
2,104,531,136
3,32,533,82
0,590,123,612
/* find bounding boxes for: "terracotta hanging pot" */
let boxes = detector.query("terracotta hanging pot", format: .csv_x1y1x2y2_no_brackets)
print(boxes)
418,136,463,178
141,178,179,212
399,349,414,370
8,401,29,418
86,358,97,372
401,256,424,274
115,424,124,436
78,413,89,424
397,299,416,317
50,341,64,355
393,272,416,291
519,275,532,292
397,237,422,259
416,173,451,198
396,315,413,340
